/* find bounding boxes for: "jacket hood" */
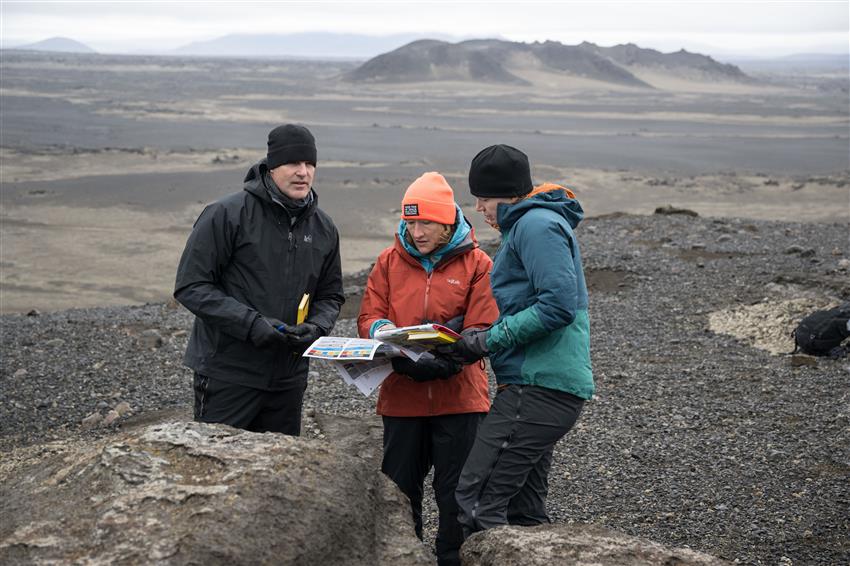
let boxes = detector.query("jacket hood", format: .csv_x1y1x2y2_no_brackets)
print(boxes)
397,204,475,272
496,183,584,233
243,159,269,196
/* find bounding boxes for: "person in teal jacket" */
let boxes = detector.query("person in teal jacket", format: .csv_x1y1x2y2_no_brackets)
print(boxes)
444,144,594,534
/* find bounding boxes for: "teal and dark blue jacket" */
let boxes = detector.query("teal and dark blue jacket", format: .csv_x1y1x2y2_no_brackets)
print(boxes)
484,185,594,399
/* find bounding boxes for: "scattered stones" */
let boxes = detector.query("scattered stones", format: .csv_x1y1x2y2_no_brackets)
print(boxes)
80,412,102,429
101,409,120,426
43,338,65,348
13,368,27,378
114,401,133,416
784,245,805,254
139,329,163,349
211,153,241,164
717,234,733,243
26,309,40,317
790,355,819,368
653,204,698,217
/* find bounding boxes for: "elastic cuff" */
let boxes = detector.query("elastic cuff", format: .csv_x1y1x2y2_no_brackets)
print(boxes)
370,319,394,338
245,312,262,342
484,326,501,353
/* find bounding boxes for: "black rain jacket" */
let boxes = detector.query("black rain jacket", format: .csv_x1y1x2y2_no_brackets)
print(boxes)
174,160,344,390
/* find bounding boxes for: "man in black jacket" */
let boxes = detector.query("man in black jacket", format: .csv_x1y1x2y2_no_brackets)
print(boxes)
174,124,344,435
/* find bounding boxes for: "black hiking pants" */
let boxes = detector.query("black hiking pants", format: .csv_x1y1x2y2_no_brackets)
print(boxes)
382,412,485,566
193,373,307,436
455,384,584,534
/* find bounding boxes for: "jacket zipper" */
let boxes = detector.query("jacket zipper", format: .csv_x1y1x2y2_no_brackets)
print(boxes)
423,270,434,317
423,271,434,414
287,228,298,315
265,190,312,389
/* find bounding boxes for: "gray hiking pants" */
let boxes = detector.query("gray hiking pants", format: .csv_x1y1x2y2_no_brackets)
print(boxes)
455,384,584,534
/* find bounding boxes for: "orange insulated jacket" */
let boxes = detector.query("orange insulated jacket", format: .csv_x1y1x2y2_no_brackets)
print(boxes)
358,222,498,417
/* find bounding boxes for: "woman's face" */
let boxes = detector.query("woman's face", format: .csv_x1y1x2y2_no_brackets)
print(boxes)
405,220,448,255
475,196,519,229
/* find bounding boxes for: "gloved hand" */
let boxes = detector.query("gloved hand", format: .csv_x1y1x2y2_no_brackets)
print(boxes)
391,354,462,382
281,322,323,352
440,328,489,364
422,315,465,333
249,316,288,349
374,321,397,335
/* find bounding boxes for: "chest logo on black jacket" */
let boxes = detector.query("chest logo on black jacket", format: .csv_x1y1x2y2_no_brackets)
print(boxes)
303,234,313,244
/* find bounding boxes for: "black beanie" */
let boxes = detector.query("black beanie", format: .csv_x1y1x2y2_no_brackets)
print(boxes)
267,124,317,169
468,144,532,198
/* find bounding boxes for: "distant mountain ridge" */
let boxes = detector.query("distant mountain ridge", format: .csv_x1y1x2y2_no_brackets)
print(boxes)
10,37,95,53
346,38,751,87
173,32,462,59
580,41,749,80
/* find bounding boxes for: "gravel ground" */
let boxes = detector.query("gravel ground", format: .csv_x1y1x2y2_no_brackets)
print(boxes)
2,213,848,565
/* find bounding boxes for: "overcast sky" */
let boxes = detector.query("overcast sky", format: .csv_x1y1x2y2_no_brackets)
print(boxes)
2,1,848,57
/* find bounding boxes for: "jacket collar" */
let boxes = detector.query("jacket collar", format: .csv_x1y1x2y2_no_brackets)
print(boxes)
243,159,319,220
496,183,584,233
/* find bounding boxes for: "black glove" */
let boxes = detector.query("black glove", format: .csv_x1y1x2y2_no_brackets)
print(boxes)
440,328,489,364
422,315,465,333
391,354,462,382
281,322,322,353
249,316,288,349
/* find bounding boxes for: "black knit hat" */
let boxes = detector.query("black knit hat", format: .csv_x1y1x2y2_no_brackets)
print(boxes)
468,144,532,198
267,124,317,169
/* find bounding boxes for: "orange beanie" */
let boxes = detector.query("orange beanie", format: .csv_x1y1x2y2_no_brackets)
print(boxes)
401,172,457,225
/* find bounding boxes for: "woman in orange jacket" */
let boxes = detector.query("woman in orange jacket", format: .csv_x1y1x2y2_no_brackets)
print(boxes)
358,172,499,566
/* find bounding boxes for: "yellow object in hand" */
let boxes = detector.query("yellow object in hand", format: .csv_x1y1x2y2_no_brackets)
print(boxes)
297,293,310,325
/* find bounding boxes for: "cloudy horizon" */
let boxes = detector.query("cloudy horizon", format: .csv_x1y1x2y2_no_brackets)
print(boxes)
1,1,848,58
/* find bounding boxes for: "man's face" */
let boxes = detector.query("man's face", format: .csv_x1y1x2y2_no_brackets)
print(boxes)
475,196,518,229
270,161,315,199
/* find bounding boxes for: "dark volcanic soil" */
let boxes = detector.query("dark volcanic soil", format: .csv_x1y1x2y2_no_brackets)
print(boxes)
1,213,848,565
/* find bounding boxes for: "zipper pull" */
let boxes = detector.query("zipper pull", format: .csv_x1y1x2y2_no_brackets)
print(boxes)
288,231,294,251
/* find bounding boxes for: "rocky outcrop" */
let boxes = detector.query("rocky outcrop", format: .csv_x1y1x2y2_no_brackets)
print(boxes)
345,39,531,85
0,411,737,566
0,415,431,565
345,38,751,87
460,524,729,566
580,41,751,82
345,38,648,87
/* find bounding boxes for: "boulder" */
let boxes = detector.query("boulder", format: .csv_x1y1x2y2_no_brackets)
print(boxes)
460,524,729,566
0,415,431,566
653,205,699,217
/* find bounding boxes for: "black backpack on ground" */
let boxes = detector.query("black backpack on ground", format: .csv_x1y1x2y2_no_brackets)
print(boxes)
793,303,850,357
